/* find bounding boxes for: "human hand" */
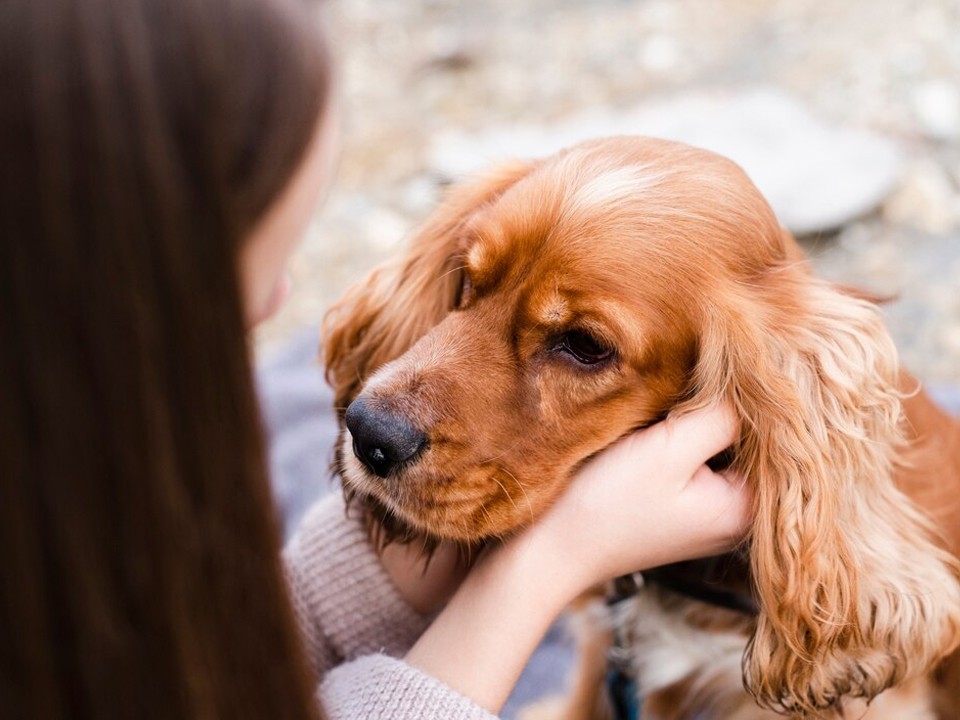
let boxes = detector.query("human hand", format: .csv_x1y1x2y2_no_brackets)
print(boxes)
515,402,751,600
379,538,472,615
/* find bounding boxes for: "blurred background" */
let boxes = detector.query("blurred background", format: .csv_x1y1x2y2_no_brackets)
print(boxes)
256,0,960,383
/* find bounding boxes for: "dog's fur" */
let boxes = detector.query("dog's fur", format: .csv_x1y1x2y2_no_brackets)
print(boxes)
322,136,960,718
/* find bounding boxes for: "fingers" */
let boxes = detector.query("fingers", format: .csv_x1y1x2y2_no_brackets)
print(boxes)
655,402,739,477
690,466,751,526
597,402,738,483
673,465,752,559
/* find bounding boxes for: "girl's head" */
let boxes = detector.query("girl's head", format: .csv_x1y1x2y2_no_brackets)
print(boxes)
1,0,331,717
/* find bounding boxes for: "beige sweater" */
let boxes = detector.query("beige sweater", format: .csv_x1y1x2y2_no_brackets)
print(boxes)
284,494,499,719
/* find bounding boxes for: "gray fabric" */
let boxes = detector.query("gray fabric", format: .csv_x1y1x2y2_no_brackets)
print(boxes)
258,330,340,541
256,327,960,718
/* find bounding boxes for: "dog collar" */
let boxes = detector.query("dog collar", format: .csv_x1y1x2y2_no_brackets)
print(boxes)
643,563,759,616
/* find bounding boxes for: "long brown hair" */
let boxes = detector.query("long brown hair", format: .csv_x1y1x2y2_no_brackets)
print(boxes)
0,0,329,717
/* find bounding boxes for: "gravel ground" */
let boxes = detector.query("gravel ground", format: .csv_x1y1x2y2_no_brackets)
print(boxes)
257,0,960,383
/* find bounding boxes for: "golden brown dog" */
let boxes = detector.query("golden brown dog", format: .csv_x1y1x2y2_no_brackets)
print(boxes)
322,136,960,718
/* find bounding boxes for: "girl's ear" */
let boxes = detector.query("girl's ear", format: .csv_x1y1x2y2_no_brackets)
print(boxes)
694,275,960,716
321,161,533,414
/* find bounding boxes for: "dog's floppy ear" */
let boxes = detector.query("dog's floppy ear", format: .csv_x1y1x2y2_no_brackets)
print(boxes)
694,270,960,715
322,161,533,413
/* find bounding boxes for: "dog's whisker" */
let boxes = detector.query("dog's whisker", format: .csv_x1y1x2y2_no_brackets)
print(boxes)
477,439,524,465
436,263,467,283
500,467,535,526
476,501,497,533
489,474,519,514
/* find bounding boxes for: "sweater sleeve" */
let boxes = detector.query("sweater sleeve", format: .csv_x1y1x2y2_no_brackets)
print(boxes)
283,493,501,720
319,654,498,720
283,492,431,676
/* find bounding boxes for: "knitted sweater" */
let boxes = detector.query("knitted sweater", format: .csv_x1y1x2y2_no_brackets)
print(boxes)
284,493,499,719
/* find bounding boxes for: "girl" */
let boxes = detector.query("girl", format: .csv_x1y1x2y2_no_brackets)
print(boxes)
0,0,749,717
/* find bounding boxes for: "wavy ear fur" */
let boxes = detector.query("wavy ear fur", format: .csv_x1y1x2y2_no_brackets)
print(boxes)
694,271,960,716
322,161,533,414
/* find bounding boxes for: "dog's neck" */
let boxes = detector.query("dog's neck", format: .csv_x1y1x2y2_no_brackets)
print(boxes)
632,552,758,616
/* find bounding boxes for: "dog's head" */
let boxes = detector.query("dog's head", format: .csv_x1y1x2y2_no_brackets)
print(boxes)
325,139,782,539
323,136,960,714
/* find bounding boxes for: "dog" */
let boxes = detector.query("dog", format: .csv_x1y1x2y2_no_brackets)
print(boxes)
322,136,960,718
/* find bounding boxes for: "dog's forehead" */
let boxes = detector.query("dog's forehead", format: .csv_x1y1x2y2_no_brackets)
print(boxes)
463,140,788,293
463,157,667,275
461,188,698,301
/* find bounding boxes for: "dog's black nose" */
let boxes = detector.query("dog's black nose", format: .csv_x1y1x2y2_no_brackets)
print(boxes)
344,397,427,477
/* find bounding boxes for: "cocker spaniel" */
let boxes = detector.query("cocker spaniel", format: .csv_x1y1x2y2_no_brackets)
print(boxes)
322,136,960,719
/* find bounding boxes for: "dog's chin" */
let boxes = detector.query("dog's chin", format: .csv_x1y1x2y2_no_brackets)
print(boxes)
342,465,558,549
340,462,486,546
350,487,496,552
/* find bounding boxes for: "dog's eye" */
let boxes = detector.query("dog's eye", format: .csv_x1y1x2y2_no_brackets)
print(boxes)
557,330,613,366
455,271,472,309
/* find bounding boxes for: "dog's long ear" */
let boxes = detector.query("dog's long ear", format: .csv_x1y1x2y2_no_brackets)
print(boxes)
322,161,533,413
695,270,960,715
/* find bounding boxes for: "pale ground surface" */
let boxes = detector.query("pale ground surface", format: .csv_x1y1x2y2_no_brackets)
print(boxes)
256,0,960,383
